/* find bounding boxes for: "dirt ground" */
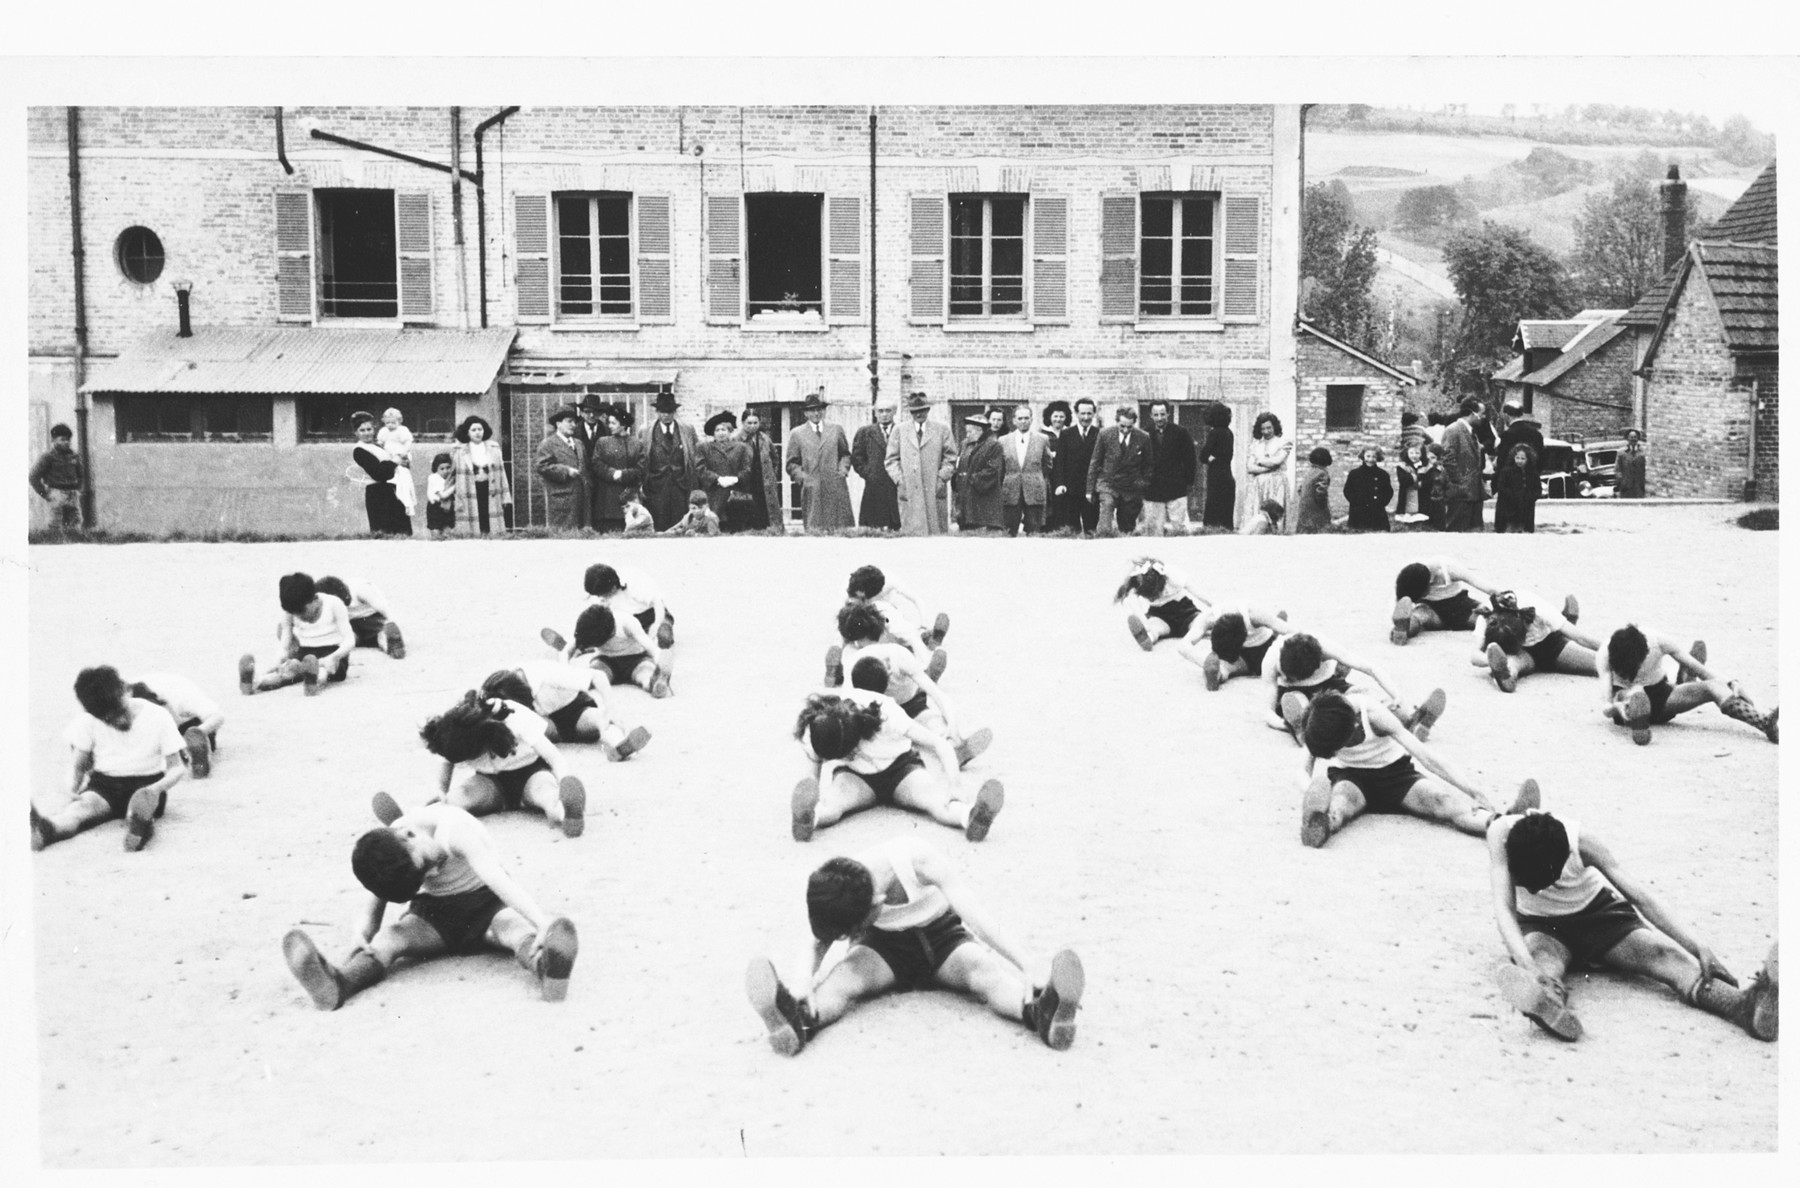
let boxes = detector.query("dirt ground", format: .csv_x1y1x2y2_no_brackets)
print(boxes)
18,504,1780,1163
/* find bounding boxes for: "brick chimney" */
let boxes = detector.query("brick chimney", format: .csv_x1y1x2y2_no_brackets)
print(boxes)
1660,164,1688,272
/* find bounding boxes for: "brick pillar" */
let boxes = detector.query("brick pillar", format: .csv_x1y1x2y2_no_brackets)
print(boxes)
1660,165,1688,274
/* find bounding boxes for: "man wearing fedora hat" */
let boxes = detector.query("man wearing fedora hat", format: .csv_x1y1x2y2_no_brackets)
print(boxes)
850,397,902,531
884,391,958,536
636,391,699,532
573,395,612,526
534,406,589,531
786,389,855,532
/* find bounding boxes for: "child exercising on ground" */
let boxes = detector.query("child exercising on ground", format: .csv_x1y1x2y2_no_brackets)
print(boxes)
544,603,673,699
281,802,579,1011
1487,809,1776,1043
129,671,225,777
1114,557,1212,652
1266,632,1446,743
1469,589,1601,693
1179,603,1291,691
238,572,355,696
32,666,188,852
1595,624,1777,745
411,691,589,838
1295,688,1539,850
1390,558,1500,645
745,834,1084,1055
479,660,652,761
315,575,406,659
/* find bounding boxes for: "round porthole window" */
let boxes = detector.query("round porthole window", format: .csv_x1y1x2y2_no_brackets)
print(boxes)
115,226,165,285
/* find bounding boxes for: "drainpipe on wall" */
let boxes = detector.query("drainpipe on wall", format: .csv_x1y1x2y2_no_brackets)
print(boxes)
450,107,470,329
868,108,879,405
66,106,94,529
472,106,521,330
275,107,295,174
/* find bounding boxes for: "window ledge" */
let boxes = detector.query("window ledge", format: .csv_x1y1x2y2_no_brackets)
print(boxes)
942,322,1036,334
1133,320,1225,333
740,320,833,334
549,321,642,334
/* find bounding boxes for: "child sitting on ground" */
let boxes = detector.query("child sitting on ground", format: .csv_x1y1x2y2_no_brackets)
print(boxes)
315,575,406,659
31,665,189,852
621,486,655,535
238,572,355,695
663,489,721,536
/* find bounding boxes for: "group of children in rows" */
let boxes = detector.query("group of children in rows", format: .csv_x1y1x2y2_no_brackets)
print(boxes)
1114,553,1778,1045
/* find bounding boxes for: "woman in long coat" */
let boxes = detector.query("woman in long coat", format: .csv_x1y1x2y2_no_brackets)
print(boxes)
451,414,512,535
884,393,959,536
350,411,412,536
589,406,644,533
736,408,785,531
953,416,1005,533
696,410,756,533
1343,446,1394,533
1199,403,1236,530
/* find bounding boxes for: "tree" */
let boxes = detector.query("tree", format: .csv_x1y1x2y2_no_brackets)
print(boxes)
1718,115,1773,167
1301,181,1380,348
1439,221,1575,392
1570,175,1700,307
1395,185,1472,233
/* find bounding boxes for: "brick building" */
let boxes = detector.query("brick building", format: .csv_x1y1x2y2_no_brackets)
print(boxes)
27,104,1304,533
1491,311,1634,442
1619,160,1777,500
1294,319,1418,522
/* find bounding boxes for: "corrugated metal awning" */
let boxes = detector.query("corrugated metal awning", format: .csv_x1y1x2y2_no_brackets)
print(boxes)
504,368,678,389
81,326,517,396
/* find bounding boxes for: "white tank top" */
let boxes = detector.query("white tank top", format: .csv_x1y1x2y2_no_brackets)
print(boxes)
1513,817,1606,917
464,700,549,774
1238,602,1274,649
291,594,350,647
1423,559,1467,601
1330,698,1405,769
868,839,950,932
416,807,487,898
841,641,920,704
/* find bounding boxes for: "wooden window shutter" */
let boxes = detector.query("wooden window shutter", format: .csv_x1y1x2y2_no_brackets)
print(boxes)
636,194,673,323
1099,194,1138,323
1221,193,1262,322
825,194,864,324
908,194,945,325
1031,195,1069,324
514,193,552,324
706,193,744,324
274,189,314,323
396,191,435,321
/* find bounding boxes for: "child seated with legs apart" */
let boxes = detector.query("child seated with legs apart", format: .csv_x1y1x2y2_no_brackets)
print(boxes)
1487,809,1775,1043
546,603,673,700
478,661,652,761
32,666,188,852
1595,623,1777,745
129,672,226,777
1179,602,1290,691
315,575,405,659
663,489,721,536
281,803,579,1011
1114,557,1211,652
410,692,589,837
745,834,1084,1056
238,572,355,696
832,601,989,767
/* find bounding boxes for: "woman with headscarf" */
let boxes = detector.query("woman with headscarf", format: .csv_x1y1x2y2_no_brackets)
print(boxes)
589,405,644,534
953,414,1005,534
1245,412,1292,533
349,411,412,536
451,414,513,536
1199,403,1236,530
697,410,756,533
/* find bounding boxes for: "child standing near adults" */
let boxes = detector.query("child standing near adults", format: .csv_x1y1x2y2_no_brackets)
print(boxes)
1295,447,1333,534
1344,447,1394,532
1494,443,1540,534
425,453,456,538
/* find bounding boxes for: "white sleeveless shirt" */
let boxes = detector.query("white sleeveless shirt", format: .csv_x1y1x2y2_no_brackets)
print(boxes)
1513,816,1606,917
1330,696,1405,769
868,838,950,932
415,806,488,898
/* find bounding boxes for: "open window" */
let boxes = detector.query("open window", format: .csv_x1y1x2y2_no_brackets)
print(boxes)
745,194,823,319
1325,385,1366,432
275,188,434,324
556,194,633,317
316,190,398,319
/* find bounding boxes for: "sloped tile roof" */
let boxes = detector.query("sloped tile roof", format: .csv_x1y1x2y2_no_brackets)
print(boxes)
83,326,518,395
1703,160,1776,246
1520,319,1631,386
1621,263,1679,328
1517,320,1586,351
1696,242,1778,352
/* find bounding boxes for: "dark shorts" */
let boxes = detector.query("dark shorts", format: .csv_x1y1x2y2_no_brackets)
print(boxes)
1238,637,1274,678
1517,886,1649,971
858,910,975,991
898,689,929,719
1276,671,1353,705
86,771,162,818
1422,590,1479,631
841,750,927,804
405,886,506,954
634,608,656,633
595,652,652,685
1643,677,1677,723
472,758,553,810
545,692,598,740
1147,596,1201,639
348,612,389,648
1326,755,1422,815
1525,630,1569,671
296,644,349,682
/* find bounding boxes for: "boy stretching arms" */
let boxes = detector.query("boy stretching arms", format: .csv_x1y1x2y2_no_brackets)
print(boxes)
545,604,673,699
129,671,226,777
32,666,188,852
1487,809,1776,1043
1296,689,1538,849
315,575,406,658
480,660,652,760
238,573,355,695
282,802,579,1010
745,834,1084,1054
1596,624,1777,745
828,564,949,682
1266,632,1446,743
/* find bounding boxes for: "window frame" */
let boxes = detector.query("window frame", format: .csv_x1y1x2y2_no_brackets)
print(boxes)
313,188,401,322
114,226,166,286
552,192,636,322
743,192,827,323
296,395,459,444
1137,192,1219,320
948,194,1028,321
1324,384,1367,432
113,394,275,444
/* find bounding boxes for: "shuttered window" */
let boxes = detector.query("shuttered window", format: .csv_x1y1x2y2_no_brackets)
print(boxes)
1220,193,1263,322
274,190,314,323
514,193,552,324
825,194,864,324
908,194,946,325
1031,196,1069,324
1139,194,1214,318
396,191,434,322
636,194,673,323
1099,194,1138,323
949,196,1025,318
706,193,744,323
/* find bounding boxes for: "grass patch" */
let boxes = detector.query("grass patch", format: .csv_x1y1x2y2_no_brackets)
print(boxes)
1735,508,1778,531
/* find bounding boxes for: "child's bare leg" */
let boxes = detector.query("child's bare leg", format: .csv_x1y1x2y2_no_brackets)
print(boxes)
520,769,568,829
1551,644,1598,677
1399,775,1498,836
937,942,1030,1020
810,946,898,1028
1497,933,1581,1039
32,790,116,846
1126,613,1170,651
1300,772,1366,847
632,657,672,699
560,707,605,744
285,915,445,1011
814,771,878,829
446,772,504,817
891,769,968,829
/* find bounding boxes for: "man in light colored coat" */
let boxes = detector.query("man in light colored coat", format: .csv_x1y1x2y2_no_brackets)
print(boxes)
884,391,959,536
998,404,1051,536
785,390,855,532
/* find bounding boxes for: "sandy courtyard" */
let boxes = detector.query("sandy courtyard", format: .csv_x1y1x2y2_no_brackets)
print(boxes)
18,505,1780,1163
